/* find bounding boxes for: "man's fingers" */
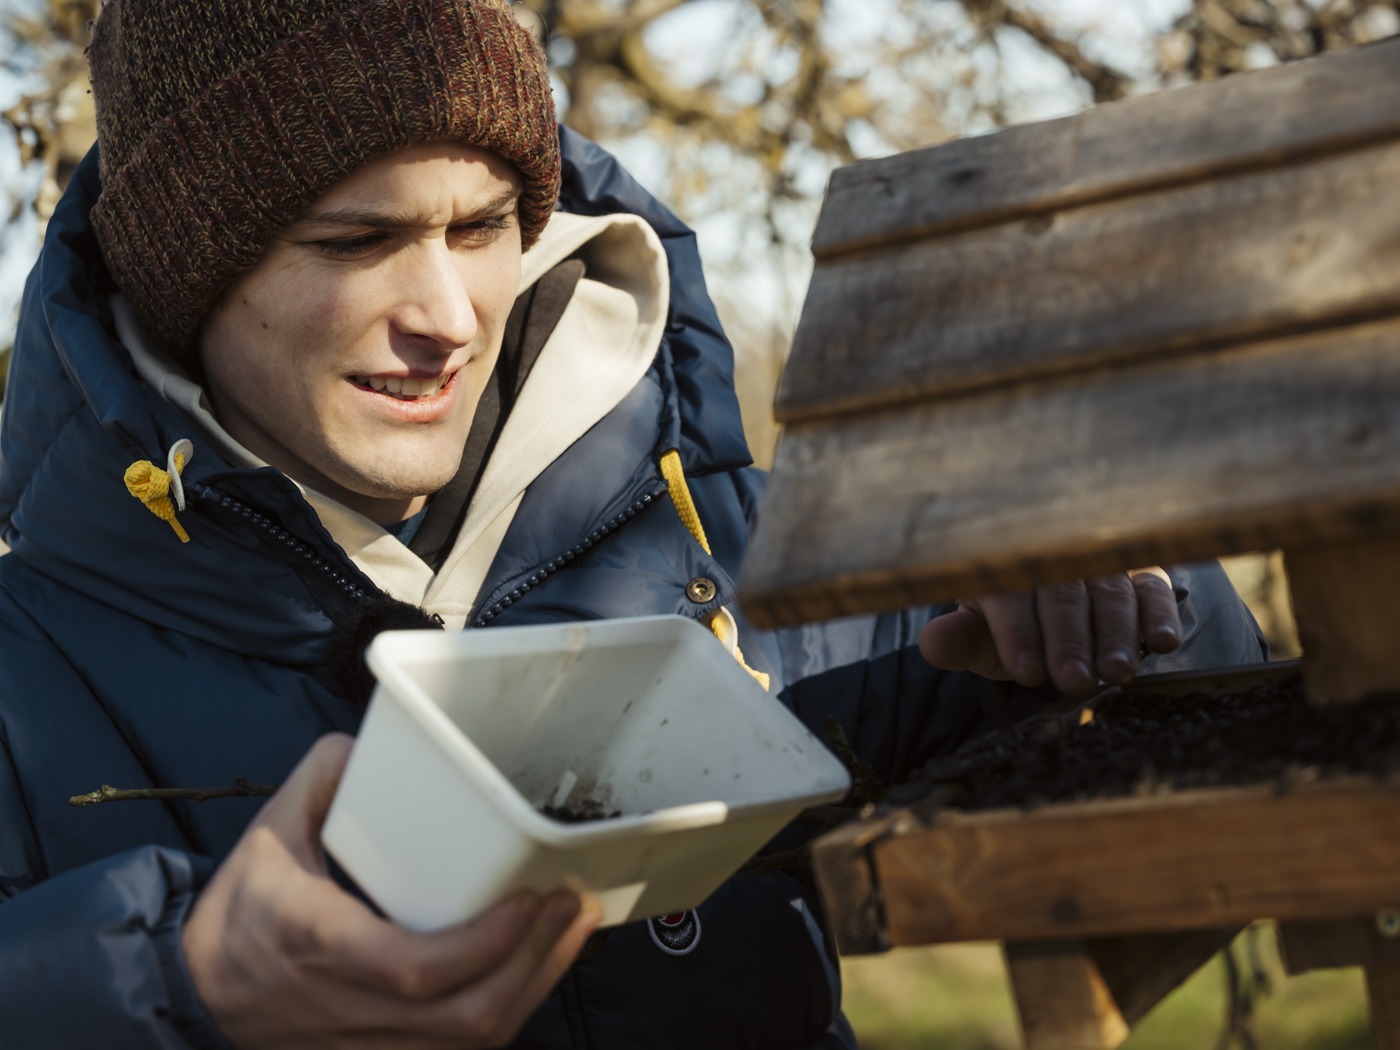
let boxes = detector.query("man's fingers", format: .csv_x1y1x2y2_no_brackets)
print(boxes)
332,891,545,1002
506,895,604,1027
426,891,602,1044
1132,568,1182,653
274,890,590,1042
919,599,1046,685
1087,573,1141,685
920,570,1185,694
977,593,1048,687
1034,580,1097,695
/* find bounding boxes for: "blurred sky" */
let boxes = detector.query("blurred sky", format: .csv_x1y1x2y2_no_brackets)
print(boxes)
0,0,1194,346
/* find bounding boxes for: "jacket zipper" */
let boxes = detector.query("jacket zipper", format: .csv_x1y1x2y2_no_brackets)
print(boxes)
472,488,664,627
190,483,370,602
190,481,667,626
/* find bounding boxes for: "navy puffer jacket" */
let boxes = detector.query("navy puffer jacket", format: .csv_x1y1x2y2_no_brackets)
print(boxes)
0,128,1267,1048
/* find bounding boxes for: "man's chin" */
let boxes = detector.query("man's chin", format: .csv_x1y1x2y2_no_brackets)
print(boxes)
332,457,463,503
314,467,458,524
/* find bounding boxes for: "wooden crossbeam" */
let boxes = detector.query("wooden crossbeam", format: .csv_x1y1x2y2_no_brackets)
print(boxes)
1277,916,1400,974
812,777,1400,949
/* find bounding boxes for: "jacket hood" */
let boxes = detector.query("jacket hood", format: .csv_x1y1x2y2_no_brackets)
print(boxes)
0,140,741,664
0,152,353,667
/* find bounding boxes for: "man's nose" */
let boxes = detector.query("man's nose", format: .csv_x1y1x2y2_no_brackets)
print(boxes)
390,243,478,350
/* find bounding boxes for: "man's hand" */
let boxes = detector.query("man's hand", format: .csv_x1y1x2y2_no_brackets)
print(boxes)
183,734,601,1049
918,568,1183,696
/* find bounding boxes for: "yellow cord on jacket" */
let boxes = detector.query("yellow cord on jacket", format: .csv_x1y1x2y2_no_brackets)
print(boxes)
659,448,712,557
660,449,770,691
125,442,192,544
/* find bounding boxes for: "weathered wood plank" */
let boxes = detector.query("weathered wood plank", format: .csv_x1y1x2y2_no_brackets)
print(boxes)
742,315,1400,629
866,778,1400,947
806,812,901,955
1286,536,1400,704
812,37,1400,258
779,135,1400,422
1004,940,1131,1050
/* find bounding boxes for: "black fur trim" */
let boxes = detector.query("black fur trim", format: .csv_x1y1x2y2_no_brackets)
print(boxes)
323,590,443,706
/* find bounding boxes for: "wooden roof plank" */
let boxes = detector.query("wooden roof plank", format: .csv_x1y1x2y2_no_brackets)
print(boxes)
780,133,1400,421
743,315,1400,627
811,38,1400,259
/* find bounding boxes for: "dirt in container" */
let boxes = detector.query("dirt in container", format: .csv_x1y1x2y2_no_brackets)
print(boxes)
889,672,1400,815
539,799,622,823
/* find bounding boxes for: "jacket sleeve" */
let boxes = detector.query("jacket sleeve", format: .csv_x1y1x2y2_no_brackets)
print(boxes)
0,709,229,1048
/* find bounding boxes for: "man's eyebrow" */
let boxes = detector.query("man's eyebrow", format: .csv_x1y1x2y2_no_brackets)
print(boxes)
292,189,522,231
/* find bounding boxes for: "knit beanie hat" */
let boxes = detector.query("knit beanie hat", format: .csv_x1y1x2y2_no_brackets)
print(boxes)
86,0,560,356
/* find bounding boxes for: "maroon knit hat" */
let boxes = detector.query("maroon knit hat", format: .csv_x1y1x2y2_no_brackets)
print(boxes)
87,0,560,356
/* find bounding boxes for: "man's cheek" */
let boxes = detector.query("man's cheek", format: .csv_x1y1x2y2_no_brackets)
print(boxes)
286,289,365,348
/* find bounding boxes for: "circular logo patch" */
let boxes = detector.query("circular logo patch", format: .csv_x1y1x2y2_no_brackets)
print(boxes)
647,909,702,956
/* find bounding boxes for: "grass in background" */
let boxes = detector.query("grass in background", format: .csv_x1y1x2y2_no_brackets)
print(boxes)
842,924,1372,1049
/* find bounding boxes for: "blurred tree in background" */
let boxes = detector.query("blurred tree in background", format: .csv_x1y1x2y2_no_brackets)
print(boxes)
4,0,1400,389
2,0,92,221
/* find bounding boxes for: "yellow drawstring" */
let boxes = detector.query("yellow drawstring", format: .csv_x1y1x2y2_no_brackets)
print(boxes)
660,449,770,692
125,440,193,544
659,448,711,556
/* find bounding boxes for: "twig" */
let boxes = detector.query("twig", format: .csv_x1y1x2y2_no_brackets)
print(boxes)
68,778,278,807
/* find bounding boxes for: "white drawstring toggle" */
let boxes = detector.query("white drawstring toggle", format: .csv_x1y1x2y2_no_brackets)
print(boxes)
166,438,194,512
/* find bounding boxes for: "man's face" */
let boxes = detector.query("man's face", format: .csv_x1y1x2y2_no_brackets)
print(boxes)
199,142,524,524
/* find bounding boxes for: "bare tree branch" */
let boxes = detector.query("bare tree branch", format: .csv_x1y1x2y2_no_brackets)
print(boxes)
69,779,278,807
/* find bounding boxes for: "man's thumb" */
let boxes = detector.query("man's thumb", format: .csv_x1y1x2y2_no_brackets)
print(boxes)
918,606,1002,677
260,732,355,859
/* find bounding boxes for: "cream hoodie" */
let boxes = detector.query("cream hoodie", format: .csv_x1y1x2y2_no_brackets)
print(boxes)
115,210,670,629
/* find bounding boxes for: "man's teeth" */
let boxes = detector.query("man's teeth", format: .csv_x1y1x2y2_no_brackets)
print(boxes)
353,374,451,398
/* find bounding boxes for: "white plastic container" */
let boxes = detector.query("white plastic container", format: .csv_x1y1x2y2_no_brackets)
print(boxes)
322,615,851,931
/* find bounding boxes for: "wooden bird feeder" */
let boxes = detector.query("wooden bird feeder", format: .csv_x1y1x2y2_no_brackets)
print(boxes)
737,37,1400,1048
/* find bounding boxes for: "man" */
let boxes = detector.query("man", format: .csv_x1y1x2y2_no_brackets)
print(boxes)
0,0,1267,1046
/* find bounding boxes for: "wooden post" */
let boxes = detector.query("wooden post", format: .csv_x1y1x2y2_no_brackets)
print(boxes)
1286,534,1400,704
1367,960,1400,1049
1003,929,1240,1050
1004,940,1130,1050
